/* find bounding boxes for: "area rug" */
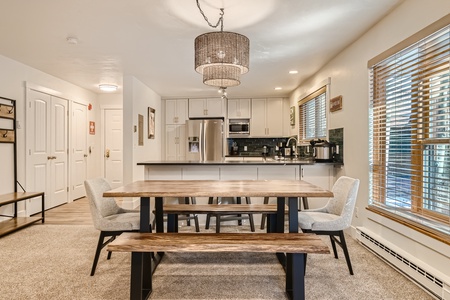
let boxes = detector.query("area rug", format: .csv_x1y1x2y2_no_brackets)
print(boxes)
0,224,432,299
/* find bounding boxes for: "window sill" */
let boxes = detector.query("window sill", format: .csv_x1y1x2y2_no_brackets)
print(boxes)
366,206,450,246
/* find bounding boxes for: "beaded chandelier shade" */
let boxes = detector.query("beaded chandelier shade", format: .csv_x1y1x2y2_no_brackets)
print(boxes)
194,1,250,88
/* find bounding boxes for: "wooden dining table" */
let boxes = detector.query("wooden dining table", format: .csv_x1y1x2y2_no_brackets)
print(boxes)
104,179,333,299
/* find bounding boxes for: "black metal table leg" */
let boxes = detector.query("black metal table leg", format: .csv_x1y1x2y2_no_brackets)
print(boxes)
286,197,299,294
167,214,178,233
276,197,286,266
138,197,152,297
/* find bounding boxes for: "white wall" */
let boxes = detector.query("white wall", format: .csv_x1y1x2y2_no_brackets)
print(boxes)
289,0,450,283
123,76,162,185
0,54,98,195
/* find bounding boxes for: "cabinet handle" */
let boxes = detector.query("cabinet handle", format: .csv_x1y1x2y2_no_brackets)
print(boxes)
84,154,88,158
47,156,52,160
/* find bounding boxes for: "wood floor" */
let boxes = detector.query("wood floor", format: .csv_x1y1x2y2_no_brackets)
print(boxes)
39,197,93,225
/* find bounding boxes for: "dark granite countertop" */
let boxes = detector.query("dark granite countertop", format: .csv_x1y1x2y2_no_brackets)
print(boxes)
138,158,342,166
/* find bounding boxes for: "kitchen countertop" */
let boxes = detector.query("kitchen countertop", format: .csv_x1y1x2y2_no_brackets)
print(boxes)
138,158,342,166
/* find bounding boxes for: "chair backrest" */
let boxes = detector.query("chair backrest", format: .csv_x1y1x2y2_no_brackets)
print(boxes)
84,178,122,230
324,176,360,227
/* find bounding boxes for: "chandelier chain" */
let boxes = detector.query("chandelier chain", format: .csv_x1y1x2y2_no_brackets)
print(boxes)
196,0,224,31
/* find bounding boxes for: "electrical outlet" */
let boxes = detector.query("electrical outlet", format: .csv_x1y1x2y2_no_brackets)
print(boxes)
355,207,359,218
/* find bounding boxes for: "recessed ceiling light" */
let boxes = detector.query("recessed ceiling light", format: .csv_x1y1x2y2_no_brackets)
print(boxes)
99,84,118,92
289,70,298,74
274,87,282,90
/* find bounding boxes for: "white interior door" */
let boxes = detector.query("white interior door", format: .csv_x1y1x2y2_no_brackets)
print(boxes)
26,89,68,213
71,102,87,200
50,97,68,207
104,109,123,188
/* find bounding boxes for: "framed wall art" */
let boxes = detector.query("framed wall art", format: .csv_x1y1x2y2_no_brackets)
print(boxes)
330,95,343,112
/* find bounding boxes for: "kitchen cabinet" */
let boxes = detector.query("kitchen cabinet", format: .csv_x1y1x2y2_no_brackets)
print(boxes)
301,164,333,208
250,98,284,137
189,98,224,118
228,98,251,119
165,99,188,125
165,125,186,161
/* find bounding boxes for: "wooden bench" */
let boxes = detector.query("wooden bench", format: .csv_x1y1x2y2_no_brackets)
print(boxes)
0,192,45,237
160,204,284,233
108,232,330,300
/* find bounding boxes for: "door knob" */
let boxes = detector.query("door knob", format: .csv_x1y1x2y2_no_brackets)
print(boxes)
105,149,110,158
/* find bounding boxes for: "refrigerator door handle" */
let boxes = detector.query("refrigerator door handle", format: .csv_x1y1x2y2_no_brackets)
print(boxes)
199,121,205,161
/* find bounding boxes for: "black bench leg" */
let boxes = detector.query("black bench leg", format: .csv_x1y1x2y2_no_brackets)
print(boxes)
131,252,152,300
286,253,305,300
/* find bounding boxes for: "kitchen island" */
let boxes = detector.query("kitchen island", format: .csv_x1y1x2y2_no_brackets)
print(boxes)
137,159,336,222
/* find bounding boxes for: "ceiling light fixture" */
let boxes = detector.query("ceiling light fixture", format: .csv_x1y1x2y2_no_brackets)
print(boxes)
289,70,298,74
194,0,249,88
98,84,118,92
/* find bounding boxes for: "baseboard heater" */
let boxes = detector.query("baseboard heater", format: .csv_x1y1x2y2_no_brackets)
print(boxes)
356,227,450,300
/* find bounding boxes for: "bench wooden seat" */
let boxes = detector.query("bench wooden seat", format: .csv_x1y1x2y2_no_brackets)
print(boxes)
108,232,329,300
160,204,284,233
0,192,45,237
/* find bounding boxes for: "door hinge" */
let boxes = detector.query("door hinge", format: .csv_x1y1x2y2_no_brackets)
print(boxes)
67,187,69,192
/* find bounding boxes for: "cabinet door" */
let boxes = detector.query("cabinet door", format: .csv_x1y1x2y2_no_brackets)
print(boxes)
228,99,250,119
189,99,206,118
177,125,186,160
166,100,178,124
266,98,283,136
166,99,188,124
206,98,223,117
227,99,239,119
166,124,186,161
250,99,267,137
238,99,251,118
165,125,179,160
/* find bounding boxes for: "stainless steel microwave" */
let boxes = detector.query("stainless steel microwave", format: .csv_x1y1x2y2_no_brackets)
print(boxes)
228,119,250,137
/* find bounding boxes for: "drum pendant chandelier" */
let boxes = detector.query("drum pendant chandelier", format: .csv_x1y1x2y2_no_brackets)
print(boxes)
194,0,249,88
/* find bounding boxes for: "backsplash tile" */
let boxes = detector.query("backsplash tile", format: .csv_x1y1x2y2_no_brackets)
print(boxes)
329,127,344,163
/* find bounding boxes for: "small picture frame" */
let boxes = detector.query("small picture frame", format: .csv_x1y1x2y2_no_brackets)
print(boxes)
330,95,343,112
148,107,155,139
290,106,295,126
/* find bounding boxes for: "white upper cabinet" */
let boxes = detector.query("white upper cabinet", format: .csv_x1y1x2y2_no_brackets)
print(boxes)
250,98,284,137
165,99,188,125
189,98,224,118
227,99,251,119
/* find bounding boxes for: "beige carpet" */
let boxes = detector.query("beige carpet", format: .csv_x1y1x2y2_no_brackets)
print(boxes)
0,224,432,300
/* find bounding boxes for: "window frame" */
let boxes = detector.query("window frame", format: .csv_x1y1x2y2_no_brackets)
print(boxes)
298,86,327,142
368,16,450,242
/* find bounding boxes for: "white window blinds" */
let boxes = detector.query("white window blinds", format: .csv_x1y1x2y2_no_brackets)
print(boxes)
369,24,450,237
298,86,327,141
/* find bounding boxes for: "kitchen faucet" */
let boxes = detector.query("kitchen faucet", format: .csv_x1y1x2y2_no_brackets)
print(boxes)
286,136,298,158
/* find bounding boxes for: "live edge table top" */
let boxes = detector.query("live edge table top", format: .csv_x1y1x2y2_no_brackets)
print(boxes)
103,180,333,198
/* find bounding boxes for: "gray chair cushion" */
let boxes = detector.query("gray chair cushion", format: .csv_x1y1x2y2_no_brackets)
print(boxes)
298,176,360,231
85,178,140,232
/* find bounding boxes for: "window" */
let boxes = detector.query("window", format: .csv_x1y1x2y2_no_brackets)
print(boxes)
369,23,450,240
298,86,327,142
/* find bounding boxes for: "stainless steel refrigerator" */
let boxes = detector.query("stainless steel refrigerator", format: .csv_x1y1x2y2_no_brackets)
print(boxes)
186,119,223,161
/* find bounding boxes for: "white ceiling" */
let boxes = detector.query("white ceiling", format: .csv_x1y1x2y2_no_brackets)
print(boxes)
0,0,403,98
